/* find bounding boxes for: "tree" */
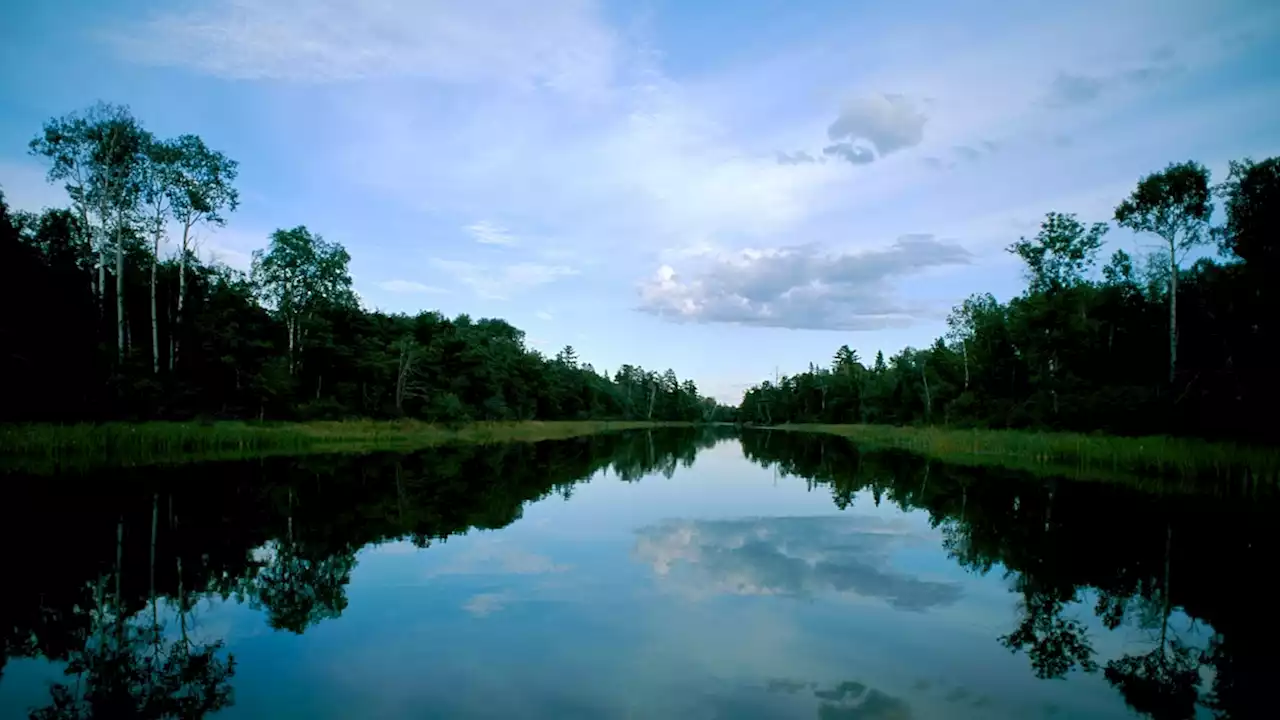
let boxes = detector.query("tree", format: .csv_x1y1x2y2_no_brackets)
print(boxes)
30,103,149,363
166,136,239,370
250,226,355,373
137,135,180,374
1115,161,1212,383
1216,157,1279,272
1008,212,1108,294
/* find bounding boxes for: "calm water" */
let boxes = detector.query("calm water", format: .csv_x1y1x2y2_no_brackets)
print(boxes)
0,429,1271,719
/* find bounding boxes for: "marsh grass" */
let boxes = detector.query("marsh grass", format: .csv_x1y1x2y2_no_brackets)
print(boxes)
773,423,1280,491
1,420,690,474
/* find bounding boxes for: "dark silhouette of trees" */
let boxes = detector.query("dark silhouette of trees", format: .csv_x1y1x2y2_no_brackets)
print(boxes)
739,157,1278,442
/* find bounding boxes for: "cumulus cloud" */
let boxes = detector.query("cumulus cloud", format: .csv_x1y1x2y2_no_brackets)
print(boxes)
634,515,963,611
106,0,618,96
466,220,518,246
637,235,971,330
432,258,578,299
826,94,928,160
378,279,448,294
775,150,818,165
822,143,876,165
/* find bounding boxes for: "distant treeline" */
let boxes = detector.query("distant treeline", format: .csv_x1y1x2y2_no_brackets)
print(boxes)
0,102,730,424
739,158,1280,442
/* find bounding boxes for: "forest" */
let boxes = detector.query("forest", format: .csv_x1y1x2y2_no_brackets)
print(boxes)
0,103,723,425
740,157,1280,443
4,100,1278,445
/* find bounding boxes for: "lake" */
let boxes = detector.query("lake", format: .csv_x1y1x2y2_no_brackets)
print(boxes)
0,428,1269,719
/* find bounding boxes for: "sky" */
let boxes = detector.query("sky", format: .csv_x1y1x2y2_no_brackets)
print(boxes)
1,0,1278,403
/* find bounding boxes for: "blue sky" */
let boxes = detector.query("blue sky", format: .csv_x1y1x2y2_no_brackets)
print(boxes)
2,0,1278,402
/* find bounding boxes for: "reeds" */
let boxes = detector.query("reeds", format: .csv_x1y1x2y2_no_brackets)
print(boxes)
0,420,690,473
773,423,1280,490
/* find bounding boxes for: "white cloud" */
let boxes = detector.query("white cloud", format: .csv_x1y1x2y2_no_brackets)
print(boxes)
638,235,971,330
378,279,449,294
465,220,517,246
825,93,928,160
535,311,554,321
432,258,578,300
107,0,619,97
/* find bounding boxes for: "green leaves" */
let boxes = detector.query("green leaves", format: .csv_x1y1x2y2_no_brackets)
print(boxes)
1114,160,1212,250
1008,212,1109,293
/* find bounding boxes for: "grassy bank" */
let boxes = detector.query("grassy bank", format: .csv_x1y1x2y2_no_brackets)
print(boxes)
1,420,691,473
768,423,1280,490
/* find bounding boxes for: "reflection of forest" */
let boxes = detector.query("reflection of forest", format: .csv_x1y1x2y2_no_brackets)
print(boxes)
0,427,729,719
739,430,1272,720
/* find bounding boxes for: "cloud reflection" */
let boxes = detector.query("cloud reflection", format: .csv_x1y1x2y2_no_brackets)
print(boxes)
634,516,962,611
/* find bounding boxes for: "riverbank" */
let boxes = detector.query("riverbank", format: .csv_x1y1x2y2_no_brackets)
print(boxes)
763,423,1280,490
0,420,693,473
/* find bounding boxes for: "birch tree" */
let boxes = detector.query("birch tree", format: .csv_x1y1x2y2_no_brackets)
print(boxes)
28,103,143,312
138,135,180,373
167,135,239,370
1114,161,1212,384
251,226,355,373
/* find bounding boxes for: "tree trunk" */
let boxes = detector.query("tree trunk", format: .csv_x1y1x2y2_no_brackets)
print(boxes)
151,231,160,374
1168,242,1178,384
920,360,932,423
98,246,107,319
287,316,296,374
115,225,125,363
961,341,970,390
172,224,190,371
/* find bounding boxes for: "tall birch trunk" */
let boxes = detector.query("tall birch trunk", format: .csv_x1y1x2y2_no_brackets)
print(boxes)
98,246,107,320
172,226,189,370
115,225,125,363
1168,242,1178,384
151,231,160,373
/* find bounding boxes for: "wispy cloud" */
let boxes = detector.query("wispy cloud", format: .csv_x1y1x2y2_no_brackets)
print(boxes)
378,279,449,294
431,258,578,300
105,0,619,97
465,220,518,246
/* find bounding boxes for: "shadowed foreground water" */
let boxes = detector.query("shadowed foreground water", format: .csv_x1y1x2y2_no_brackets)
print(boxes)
0,428,1271,719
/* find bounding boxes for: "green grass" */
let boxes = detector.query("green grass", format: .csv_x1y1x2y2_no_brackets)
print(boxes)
769,423,1280,490
0,420,692,473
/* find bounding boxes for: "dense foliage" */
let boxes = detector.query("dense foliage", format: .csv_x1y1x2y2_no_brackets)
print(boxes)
0,103,723,423
739,158,1280,442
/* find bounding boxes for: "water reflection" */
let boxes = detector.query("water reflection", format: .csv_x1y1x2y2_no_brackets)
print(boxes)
634,516,963,610
0,427,1271,718
739,430,1272,719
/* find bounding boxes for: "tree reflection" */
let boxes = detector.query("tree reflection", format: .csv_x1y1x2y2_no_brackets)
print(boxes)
3,427,728,716
739,430,1273,720
998,577,1098,678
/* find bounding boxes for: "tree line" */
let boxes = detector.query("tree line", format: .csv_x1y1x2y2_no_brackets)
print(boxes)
738,158,1280,442
1,102,726,424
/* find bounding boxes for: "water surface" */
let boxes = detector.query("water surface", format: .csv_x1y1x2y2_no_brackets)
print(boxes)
0,429,1269,719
